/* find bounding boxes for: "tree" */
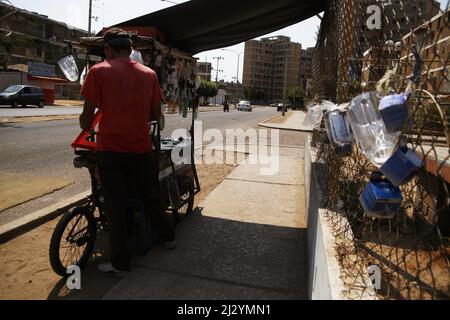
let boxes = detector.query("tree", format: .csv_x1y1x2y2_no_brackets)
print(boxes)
287,87,305,108
196,80,219,105
0,33,14,68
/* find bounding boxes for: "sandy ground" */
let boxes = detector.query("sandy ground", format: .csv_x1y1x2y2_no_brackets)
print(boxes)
53,100,84,107
0,172,74,213
0,161,235,300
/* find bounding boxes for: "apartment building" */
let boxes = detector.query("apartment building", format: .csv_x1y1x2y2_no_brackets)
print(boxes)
243,36,301,102
197,62,212,82
0,2,88,100
299,47,314,92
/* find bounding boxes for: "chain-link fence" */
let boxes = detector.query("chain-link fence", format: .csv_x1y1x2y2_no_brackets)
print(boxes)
309,0,449,299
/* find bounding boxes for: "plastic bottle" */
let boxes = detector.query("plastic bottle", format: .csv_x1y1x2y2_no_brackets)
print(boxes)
347,92,399,167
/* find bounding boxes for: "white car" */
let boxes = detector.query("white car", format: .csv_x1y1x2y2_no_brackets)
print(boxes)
237,101,253,112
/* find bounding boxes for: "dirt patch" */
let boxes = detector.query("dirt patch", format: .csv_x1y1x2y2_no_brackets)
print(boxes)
54,100,83,107
0,172,74,213
0,160,236,300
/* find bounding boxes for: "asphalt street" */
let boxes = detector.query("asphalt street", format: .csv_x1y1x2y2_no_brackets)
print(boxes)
0,107,280,226
0,105,82,118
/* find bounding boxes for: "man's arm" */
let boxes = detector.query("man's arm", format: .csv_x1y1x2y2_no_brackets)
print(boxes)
149,100,161,122
80,99,97,131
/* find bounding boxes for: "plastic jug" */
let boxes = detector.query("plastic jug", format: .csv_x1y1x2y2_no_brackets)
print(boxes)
379,93,409,132
347,92,399,167
380,147,423,186
324,108,353,157
359,172,403,219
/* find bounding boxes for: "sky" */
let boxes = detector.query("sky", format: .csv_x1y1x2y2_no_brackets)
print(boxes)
7,0,448,83
7,0,322,83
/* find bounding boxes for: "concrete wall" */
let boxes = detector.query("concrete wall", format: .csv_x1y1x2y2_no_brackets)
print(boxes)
304,140,375,300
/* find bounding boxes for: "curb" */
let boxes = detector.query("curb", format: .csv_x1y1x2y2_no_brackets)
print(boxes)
0,191,90,244
257,113,313,132
2,114,81,124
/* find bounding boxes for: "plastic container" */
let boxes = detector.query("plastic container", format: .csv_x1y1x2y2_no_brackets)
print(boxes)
379,93,409,132
360,172,403,219
57,55,79,82
324,108,353,157
380,147,423,186
303,104,323,130
347,92,399,167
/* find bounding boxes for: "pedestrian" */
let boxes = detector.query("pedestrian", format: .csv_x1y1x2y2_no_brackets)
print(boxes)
79,28,175,274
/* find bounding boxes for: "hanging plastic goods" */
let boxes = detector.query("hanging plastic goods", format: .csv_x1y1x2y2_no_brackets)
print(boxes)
130,49,144,64
379,146,423,187
58,55,79,82
324,107,353,157
302,104,323,130
379,93,410,133
347,92,399,168
359,172,403,219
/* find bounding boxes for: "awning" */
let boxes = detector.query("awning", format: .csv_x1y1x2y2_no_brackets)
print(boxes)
27,74,69,83
114,0,326,54
7,64,28,72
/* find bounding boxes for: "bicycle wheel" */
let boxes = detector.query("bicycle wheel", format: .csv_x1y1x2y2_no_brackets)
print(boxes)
49,206,97,277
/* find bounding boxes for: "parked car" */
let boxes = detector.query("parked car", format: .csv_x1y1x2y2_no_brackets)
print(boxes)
237,101,253,112
0,85,45,108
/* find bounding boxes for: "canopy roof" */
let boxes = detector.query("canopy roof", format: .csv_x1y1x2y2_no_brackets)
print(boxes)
114,0,326,54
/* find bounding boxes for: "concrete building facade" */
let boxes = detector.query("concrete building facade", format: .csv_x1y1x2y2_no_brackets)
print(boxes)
299,47,314,92
243,36,301,102
197,62,212,82
0,2,89,101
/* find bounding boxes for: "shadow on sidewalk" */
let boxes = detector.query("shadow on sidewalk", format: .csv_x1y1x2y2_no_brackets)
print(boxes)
47,206,308,300
104,207,308,300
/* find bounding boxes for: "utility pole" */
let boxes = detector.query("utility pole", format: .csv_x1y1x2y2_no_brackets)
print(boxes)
213,56,224,106
222,49,244,84
213,56,224,83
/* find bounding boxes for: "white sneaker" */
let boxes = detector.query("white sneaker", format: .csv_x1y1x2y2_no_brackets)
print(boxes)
97,262,126,275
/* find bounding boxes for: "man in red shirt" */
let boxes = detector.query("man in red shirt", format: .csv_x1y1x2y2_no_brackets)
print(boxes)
80,28,175,274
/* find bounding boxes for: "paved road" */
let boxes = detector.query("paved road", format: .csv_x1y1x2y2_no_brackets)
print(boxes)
0,107,280,226
0,106,83,118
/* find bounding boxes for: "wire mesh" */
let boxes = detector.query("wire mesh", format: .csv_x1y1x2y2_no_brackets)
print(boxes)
310,0,449,299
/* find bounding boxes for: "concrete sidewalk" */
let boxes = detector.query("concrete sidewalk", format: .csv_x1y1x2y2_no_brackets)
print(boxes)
258,111,313,132
104,146,308,300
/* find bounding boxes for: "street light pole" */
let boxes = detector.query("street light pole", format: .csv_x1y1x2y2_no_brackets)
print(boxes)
88,0,93,35
222,49,244,84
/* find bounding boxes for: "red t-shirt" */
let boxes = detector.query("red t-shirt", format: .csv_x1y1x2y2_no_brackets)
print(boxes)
81,58,163,153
